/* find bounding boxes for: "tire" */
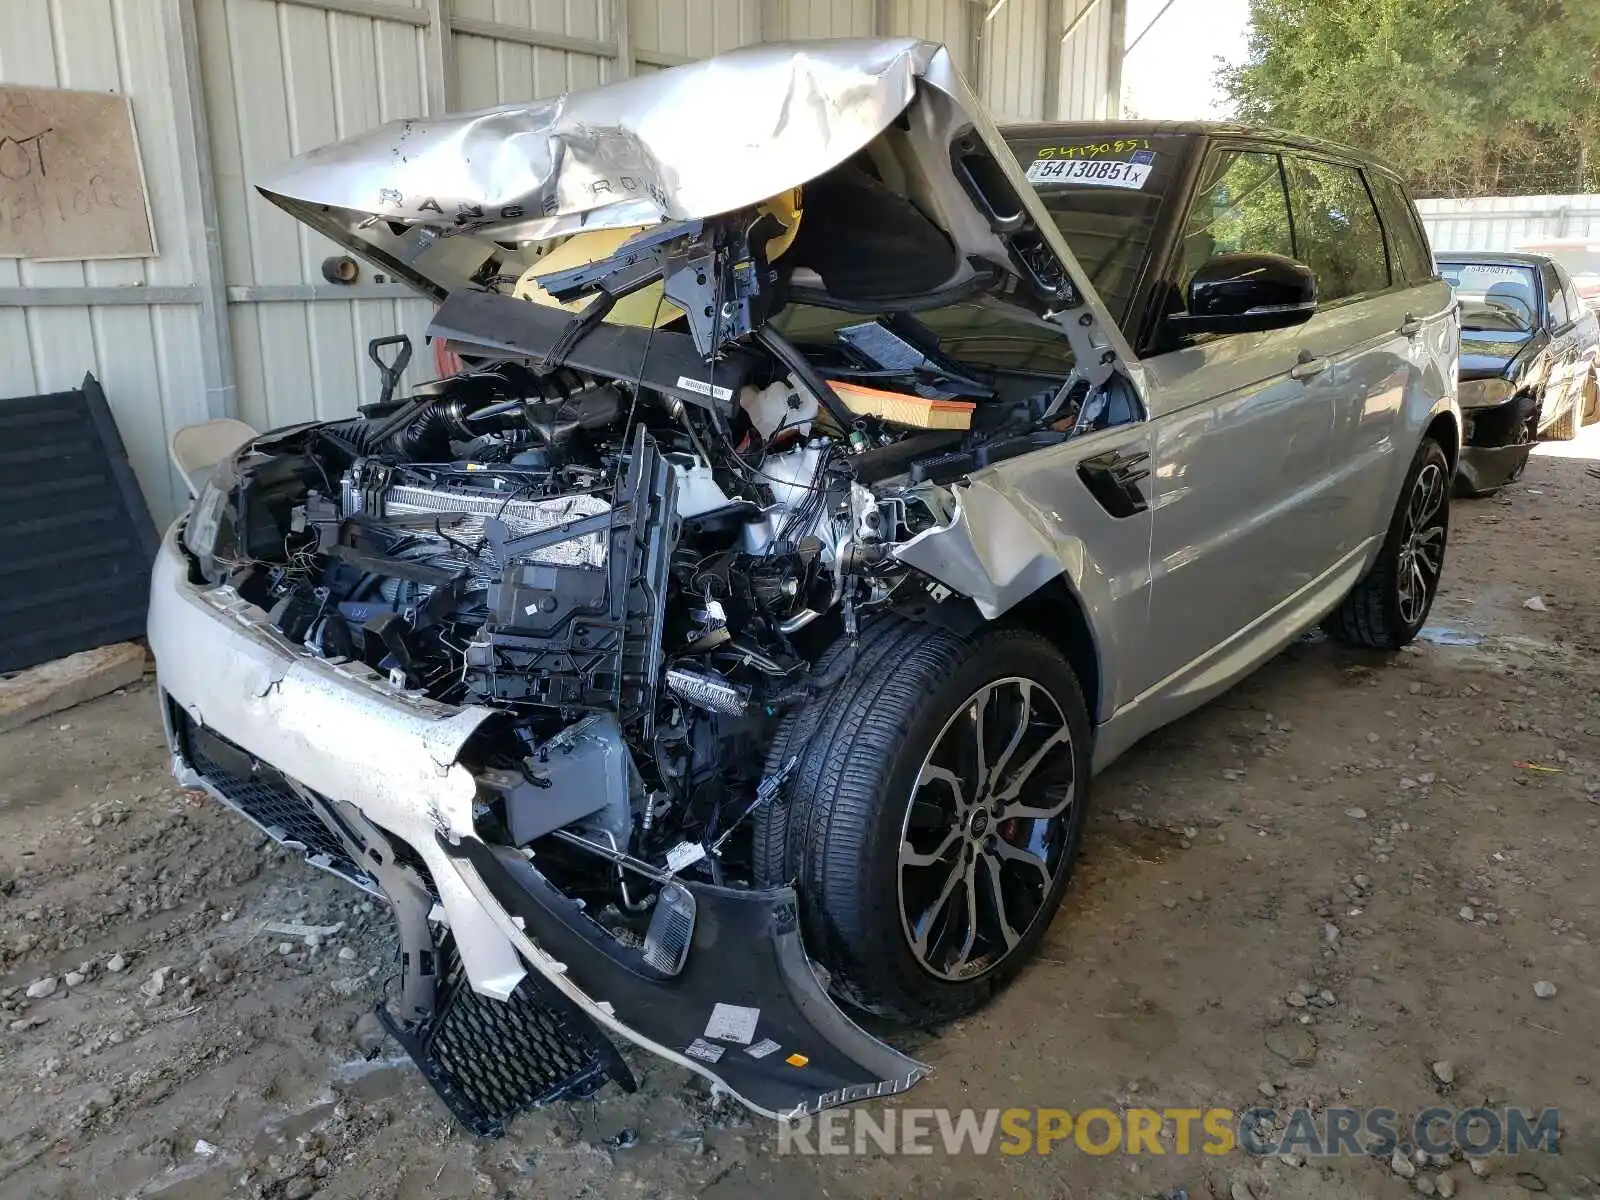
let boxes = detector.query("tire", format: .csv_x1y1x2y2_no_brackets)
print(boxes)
1544,386,1580,440
1323,438,1450,650
753,618,1092,1023
1581,374,1599,427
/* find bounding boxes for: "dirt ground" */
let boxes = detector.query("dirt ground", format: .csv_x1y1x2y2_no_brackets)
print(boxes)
2,431,1598,1200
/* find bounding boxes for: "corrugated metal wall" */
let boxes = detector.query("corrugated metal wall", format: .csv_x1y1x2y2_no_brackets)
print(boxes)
198,0,439,437
1056,0,1121,123
0,0,211,522
1416,194,1600,254
2,0,1121,525
765,0,1123,122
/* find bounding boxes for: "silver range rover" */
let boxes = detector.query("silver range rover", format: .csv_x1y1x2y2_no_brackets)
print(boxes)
150,39,1461,1132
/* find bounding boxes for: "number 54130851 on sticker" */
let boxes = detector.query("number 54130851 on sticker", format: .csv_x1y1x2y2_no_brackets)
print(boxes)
1025,157,1152,190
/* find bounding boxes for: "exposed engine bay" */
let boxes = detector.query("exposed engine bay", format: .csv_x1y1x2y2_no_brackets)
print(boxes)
188,252,1120,928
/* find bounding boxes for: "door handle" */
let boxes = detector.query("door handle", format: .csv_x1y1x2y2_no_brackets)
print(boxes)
1398,313,1424,337
1290,351,1330,381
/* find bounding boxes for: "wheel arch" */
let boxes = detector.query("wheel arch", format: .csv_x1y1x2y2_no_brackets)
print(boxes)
1425,405,1460,474
900,578,1106,726
1004,579,1105,725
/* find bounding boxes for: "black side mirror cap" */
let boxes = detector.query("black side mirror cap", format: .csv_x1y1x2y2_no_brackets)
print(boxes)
1167,252,1319,336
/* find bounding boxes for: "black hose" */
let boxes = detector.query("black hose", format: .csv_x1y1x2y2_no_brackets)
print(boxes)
391,403,454,460
754,326,858,432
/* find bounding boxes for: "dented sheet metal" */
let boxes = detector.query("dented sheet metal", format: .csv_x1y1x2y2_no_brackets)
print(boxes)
260,38,933,243
893,481,1070,620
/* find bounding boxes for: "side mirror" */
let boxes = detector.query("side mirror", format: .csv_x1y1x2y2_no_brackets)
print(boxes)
1167,252,1318,336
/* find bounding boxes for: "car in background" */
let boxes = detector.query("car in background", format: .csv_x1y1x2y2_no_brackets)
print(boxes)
1436,251,1600,494
1517,238,1600,314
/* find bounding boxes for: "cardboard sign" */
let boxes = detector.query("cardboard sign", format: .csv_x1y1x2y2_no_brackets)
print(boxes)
0,84,156,261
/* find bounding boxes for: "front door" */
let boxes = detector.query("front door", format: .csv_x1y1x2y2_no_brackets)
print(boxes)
1135,146,1344,698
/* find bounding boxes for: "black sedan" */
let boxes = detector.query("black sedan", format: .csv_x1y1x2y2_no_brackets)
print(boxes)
1437,251,1600,495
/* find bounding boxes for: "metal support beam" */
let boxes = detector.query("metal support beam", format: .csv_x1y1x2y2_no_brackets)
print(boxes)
449,14,617,60
1059,0,1105,46
162,0,236,420
423,0,454,114
274,0,430,26
226,284,423,303
968,0,986,104
1043,0,1066,120
634,47,692,69
1125,0,1180,55
1105,0,1127,118
873,0,893,36
0,287,205,308
612,0,634,77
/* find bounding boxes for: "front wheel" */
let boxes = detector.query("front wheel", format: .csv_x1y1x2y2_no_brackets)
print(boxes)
753,619,1092,1023
1324,437,1450,650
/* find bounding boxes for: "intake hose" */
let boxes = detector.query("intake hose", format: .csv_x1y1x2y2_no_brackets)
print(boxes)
322,366,619,463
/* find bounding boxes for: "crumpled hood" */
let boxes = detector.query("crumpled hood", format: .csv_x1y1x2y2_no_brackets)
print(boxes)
261,38,934,247
256,36,1140,389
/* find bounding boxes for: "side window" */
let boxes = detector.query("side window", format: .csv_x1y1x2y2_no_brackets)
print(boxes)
1544,263,1570,328
1284,156,1391,303
1555,265,1584,324
1176,149,1293,296
1370,173,1436,285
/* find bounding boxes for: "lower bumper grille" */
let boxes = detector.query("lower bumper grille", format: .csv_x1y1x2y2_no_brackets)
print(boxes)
378,937,631,1137
169,701,372,888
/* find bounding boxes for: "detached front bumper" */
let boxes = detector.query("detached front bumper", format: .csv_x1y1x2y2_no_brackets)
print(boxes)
1457,390,1537,495
149,526,925,1128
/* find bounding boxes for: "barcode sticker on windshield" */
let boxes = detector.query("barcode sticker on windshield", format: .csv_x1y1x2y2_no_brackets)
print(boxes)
1026,157,1153,190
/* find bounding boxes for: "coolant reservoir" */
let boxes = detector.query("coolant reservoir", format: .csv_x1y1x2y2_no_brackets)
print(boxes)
739,378,818,442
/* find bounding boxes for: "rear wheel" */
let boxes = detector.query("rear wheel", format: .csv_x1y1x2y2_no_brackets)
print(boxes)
1324,438,1450,650
754,619,1091,1023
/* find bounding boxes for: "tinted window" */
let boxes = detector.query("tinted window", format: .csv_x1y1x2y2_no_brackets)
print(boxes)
1544,262,1570,327
1370,173,1435,285
1285,157,1391,302
1176,149,1293,293
1008,134,1188,331
1439,262,1539,332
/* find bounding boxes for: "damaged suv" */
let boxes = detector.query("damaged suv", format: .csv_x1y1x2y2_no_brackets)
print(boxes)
150,40,1461,1133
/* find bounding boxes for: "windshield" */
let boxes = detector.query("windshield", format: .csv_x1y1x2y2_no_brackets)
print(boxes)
1005,133,1188,331
1440,262,1539,333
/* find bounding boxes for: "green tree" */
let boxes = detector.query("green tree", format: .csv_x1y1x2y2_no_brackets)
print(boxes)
1221,0,1600,196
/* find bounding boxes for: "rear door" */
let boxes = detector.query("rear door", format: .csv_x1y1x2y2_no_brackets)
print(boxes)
1135,144,1344,696
1279,155,1419,551
1539,260,1581,424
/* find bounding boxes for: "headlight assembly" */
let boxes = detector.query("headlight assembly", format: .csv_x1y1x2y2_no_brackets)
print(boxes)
1458,378,1517,410
180,454,239,567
